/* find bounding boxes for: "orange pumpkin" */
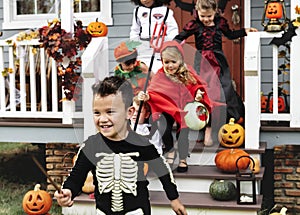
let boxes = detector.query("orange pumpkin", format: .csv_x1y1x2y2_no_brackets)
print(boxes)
218,118,245,148
266,2,283,19
22,184,52,215
269,97,285,112
87,18,108,37
215,149,250,173
261,94,268,112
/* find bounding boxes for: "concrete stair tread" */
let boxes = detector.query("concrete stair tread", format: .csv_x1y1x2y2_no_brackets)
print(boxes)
72,192,263,211
148,165,264,180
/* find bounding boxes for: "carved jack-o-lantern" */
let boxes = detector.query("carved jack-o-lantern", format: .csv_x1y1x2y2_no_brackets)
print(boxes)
269,97,285,112
87,18,108,37
22,184,52,215
261,94,268,112
218,118,245,148
266,2,283,19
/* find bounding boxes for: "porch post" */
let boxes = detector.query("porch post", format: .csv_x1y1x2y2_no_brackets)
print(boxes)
81,37,109,140
60,0,74,33
244,32,261,149
289,1,300,127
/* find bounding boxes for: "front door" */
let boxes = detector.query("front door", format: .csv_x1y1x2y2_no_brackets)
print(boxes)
170,0,244,98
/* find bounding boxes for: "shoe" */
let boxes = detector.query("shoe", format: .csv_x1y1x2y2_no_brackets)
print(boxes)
165,149,177,168
176,160,188,173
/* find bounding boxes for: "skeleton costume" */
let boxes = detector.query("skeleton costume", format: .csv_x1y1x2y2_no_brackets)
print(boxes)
130,5,178,73
62,131,178,215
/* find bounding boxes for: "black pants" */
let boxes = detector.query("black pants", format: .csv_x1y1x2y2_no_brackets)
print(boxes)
158,112,189,160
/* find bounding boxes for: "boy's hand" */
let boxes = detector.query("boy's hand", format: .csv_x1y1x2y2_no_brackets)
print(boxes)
54,189,73,207
137,91,150,101
195,89,204,102
171,198,187,215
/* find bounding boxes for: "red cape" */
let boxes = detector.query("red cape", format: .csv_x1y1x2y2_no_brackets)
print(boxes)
147,66,212,128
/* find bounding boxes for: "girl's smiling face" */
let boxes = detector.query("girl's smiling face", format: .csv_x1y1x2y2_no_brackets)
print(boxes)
162,57,181,75
197,8,216,26
93,92,134,141
140,0,155,8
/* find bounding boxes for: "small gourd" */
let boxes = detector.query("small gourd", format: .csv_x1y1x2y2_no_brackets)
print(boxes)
209,180,237,201
215,149,250,173
218,118,245,148
270,206,287,215
249,157,260,174
82,171,95,193
22,184,52,215
87,18,108,37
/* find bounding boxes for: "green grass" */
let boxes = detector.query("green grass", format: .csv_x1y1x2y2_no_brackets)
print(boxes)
0,142,62,215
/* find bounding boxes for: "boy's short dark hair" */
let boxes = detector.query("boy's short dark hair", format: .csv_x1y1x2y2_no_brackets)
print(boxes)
92,76,133,108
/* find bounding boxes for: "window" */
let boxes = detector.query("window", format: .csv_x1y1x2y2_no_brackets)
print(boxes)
2,0,112,30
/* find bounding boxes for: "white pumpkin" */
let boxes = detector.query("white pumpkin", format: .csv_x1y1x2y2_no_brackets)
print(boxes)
184,101,209,130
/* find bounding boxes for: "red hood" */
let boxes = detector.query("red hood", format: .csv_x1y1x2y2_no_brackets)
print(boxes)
160,40,184,60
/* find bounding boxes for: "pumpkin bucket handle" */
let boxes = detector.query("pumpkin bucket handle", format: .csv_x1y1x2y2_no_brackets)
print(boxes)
236,155,255,172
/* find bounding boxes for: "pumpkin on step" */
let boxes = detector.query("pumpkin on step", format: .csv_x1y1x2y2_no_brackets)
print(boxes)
87,18,108,37
22,184,52,215
209,180,237,201
218,118,245,148
215,149,250,173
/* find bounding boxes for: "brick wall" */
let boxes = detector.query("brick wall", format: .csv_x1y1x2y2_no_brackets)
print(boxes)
274,145,300,213
45,143,79,194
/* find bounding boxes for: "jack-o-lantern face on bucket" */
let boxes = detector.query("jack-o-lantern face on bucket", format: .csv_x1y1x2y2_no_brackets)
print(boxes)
218,118,245,148
22,184,52,215
266,2,283,19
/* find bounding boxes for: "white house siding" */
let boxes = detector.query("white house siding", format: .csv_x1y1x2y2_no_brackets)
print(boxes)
251,0,291,106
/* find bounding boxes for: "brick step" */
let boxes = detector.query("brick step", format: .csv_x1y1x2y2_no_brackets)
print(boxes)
62,192,263,215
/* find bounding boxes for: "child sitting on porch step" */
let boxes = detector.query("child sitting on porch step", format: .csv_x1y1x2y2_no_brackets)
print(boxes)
54,76,187,215
113,40,153,96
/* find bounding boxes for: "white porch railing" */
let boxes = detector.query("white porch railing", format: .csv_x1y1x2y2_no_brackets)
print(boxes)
244,29,300,149
0,36,108,127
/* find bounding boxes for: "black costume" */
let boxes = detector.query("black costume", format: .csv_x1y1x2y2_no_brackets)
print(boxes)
174,13,246,123
62,131,178,215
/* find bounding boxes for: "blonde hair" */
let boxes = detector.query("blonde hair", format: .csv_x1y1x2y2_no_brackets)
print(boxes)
195,0,217,11
161,47,196,85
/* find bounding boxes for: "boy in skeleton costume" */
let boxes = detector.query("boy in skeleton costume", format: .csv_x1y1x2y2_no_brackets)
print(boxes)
54,76,187,215
130,0,178,73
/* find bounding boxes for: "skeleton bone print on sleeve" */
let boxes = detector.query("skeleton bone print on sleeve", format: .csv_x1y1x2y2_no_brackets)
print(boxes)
95,152,140,212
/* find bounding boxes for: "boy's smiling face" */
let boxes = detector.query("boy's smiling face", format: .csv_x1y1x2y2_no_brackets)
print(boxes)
93,92,134,141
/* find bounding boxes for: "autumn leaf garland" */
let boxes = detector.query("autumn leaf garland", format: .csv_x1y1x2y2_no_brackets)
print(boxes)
39,19,92,100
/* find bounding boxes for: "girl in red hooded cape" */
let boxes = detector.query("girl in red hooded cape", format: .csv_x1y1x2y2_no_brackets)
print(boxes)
138,41,213,173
